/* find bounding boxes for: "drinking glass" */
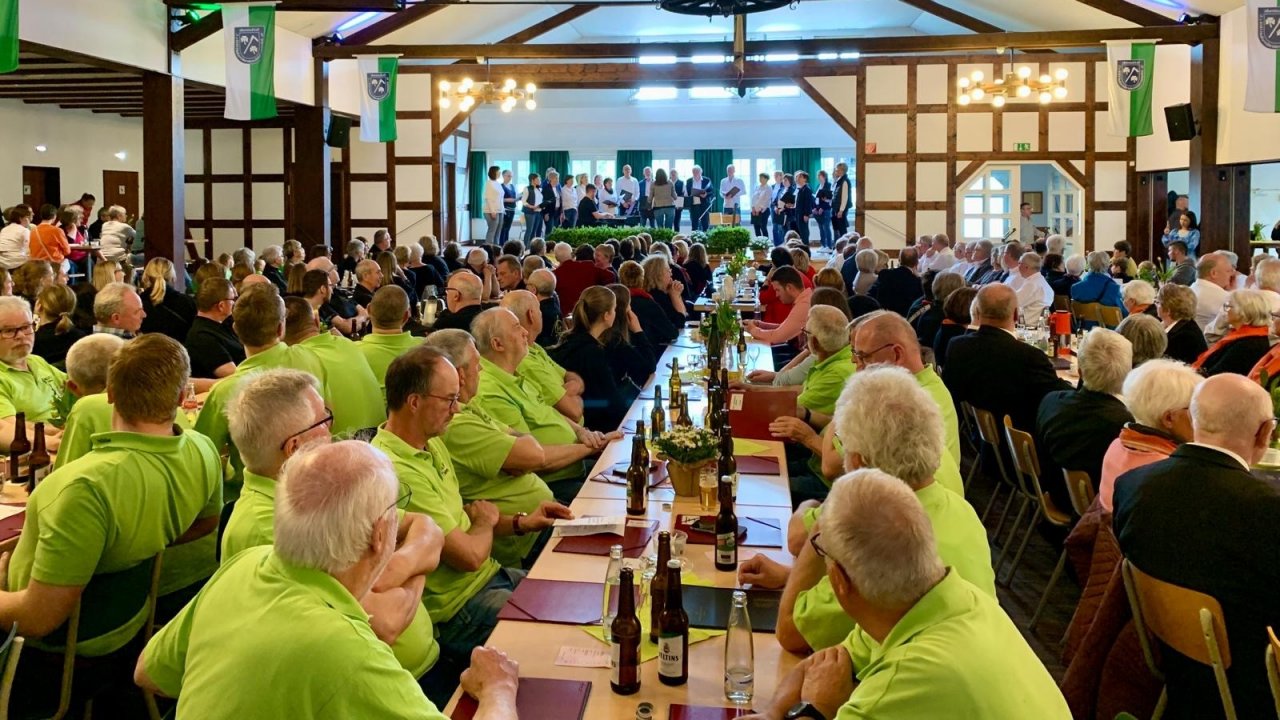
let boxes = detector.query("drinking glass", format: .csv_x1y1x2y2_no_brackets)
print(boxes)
699,469,719,515
670,530,688,560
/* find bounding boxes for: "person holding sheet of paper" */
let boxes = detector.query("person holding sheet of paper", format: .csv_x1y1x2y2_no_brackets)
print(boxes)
686,166,713,232
720,164,747,227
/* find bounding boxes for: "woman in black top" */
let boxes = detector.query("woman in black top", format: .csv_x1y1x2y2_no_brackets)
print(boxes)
933,286,977,371
548,287,639,432
33,284,85,368
913,270,965,349
682,242,713,298
641,255,688,329
618,260,677,349
140,258,197,341
377,251,419,306
603,284,658,385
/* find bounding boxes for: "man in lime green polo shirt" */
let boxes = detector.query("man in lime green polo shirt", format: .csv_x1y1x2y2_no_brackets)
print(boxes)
750,470,1069,720
373,346,572,684
195,283,327,491
741,366,994,654
470,307,616,503
0,297,66,452
0,334,221,701
358,286,422,395
425,329,599,567
136,440,522,720
500,290,585,421
283,296,385,434
53,333,126,469
220,368,443,680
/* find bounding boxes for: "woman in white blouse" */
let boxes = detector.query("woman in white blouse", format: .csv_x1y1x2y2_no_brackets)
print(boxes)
598,178,619,218
561,176,579,229
99,205,142,267
750,173,772,239
0,204,33,271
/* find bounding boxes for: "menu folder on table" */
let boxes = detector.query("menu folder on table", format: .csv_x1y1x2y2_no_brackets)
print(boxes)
727,388,799,441
734,454,781,475
450,677,591,720
553,519,658,558
496,579,604,625
669,705,754,720
673,515,783,549
0,507,23,544
684,586,782,634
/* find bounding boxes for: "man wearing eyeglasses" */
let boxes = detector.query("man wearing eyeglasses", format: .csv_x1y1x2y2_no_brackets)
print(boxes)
184,277,244,382
282,297,385,436
433,272,485,333
302,263,366,338
0,296,65,452
136,440,521,720
373,346,573,684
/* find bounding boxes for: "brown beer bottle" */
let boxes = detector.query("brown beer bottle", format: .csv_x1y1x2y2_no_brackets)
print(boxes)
657,559,689,685
626,423,648,516
649,531,671,643
651,385,665,440
677,394,694,428
8,412,29,485
714,474,739,571
669,358,682,398
26,422,50,492
718,424,738,501
610,567,642,695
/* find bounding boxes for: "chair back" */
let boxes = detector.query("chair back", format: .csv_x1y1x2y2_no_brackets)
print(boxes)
215,499,238,563
1122,558,1237,719
0,623,22,719
971,406,1015,489
1072,301,1103,325
1052,294,1071,313
1099,304,1123,328
1267,627,1280,717
1063,469,1098,516
1002,416,1072,527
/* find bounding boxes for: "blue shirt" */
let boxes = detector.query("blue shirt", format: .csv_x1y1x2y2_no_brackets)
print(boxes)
1069,272,1126,313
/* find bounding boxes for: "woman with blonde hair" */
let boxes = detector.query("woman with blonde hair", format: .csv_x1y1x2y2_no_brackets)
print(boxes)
620,259,676,348
682,242,712,298
377,249,419,305
33,283,85,367
13,260,55,307
814,267,844,291
285,263,308,296
789,248,815,281
140,257,196,340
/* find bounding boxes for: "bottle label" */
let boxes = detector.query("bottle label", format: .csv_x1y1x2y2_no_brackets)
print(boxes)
716,533,736,565
610,641,622,685
657,635,685,677
32,465,50,485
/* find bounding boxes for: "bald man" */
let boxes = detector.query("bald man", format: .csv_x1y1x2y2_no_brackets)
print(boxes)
434,272,484,332
1114,374,1280,720
499,290,585,422
940,284,1069,432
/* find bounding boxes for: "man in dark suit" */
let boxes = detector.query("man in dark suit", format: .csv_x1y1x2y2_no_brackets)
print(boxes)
868,246,925,317
1036,328,1135,509
671,170,685,232
769,171,787,246
942,284,1070,433
540,169,562,236
686,166,713,232
1113,373,1280,720
793,171,814,244
963,240,995,285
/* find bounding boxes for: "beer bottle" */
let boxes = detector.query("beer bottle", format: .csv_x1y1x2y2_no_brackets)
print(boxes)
626,424,648,517
736,332,748,368
610,567,642,695
27,422,50,492
718,424,738,500
8,412,29,486
720,367,730,397
715,474,738,571
650,401,665,441
657,559,689,686
649,531,671,644
677,394,694,428
669,358,682,398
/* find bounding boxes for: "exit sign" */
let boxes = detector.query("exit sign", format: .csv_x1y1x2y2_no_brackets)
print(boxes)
1014,142,1032,152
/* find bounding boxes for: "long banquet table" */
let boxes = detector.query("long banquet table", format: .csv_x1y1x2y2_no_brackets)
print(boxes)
446,328,801,717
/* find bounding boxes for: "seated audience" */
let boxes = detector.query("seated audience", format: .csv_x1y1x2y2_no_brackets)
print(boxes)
868,246,923,317
499,290,586,422
849,249,878,296
602,284,658,386
641,255,688,328
260,245,287,292
525,268,561,346
812,267,843,292
92,282,146,339
12,260,55,308
1114,312,1167,367
1044,253,1078,296
1009,251,1054,320
283,296,385,434
352,259,383,309
1192,252,1234,330
548,289,641,432
435,271,485,332
1120,279,1158,319
378,250,420,307
51,333,127,467
552,245,614,317
743,267,811,346
302,261,365,337
1113,374,1280,720
357,286,421,395
1157,282,1208,365
99,205,142,268
32,283,85,367
682,243,712,297
0,296,66,451
337,238,364,279
1193,288,1271,377
933,286,977,371
1099,359,1201,511
1036,329,1135,508
140,257,197,341
494,254,524,294
1069,251,1125,318
618,260,677,349
913,271,964,348
137,440,521,718
1167,240,1196,286
963,240,996,284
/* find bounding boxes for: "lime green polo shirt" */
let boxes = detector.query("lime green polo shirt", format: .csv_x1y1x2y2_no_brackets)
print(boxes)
55,393,192,470
195,342,326,489
820,432,963,497
797,346,854,415
916,365,961,468
220,471,438,678
371,427,501,623
794,481,996,651
473,356,580,483
443,402,554,567
9,429,222,656
838,570,1070,719
143,546,447,719
517,343,568,406
357,332,420,394
0,354,66,422
298,333,386,435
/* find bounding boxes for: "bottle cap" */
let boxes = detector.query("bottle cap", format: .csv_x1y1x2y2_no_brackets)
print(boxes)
732,590,747,602
667,559,681,570
636,702,655,719
610,544,624,555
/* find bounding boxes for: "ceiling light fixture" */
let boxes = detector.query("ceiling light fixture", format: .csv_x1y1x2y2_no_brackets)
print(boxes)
633,87,679,101
34,145,47,153
955,52,1068,108
658,0,791,17
114,151,127,160
438,70,537,113
638,55,678,65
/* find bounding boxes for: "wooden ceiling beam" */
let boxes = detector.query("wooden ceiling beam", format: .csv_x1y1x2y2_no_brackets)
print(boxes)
434,60,858,84
340,3,447,45
166,0,401,10
319,24,1215,59
896,0,1003,34
172,10,223,53
1070,0,1177,27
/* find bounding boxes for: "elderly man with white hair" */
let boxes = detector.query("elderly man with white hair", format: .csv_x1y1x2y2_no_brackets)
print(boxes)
849,248,879,296
1192,252,1234,330
1114,373,1280,720
1046,233,1066,256
1204,256,1280,343
136,441,521,719
1007,251,1053,319
93,281,146,338
259,244,287,292
0,296,65,451
1069,251,1125,317
919,233,956,273
743,365,996,655
1036,328,1134,509
432,271,484,332
525,268,561,345
1098,359,1201,511
1114,312,1167,366
500,290,584,421
743,469,1067,720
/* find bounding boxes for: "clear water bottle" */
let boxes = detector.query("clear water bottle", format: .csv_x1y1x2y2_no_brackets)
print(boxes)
601,544,624,628
723,590,755,704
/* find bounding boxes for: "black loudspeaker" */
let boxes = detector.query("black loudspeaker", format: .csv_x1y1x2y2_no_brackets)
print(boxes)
325,116,352,148
1164,104,1196,141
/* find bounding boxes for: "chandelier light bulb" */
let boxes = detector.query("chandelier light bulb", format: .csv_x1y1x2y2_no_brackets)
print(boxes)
958,77,971,89
1039,91,1052,104
438,96,451,109
1016,84,1031,98
459,78,473,92
525,83,537,94
992,94,1006,108
504,78,516,91
971,70,984,83
438,80,450,92
1039,74,1052,84
994,77,1004,86
460,96,475,110
1053,85,1068,99
957,94,971,106
501,102,513,113
525,99,537,110
971,87,985,100
1054,68,1069,81
1017,66,1032,79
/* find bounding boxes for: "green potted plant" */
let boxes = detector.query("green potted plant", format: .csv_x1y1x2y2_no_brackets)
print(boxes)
652,426,719,496
749,237,770,263
1252,222,1265,243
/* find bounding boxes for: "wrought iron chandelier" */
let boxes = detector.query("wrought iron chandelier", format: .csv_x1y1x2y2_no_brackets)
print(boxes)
437,77,538,112
956,51,1069,108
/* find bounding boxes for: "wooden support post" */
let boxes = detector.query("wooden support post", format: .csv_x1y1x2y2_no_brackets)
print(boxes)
142,70,185,262
292,59,332,248
1189,36,1233,260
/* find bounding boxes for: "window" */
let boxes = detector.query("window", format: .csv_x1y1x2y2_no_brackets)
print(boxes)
674,158,695,179
960,166,1017,241
516,161,532,183
492,159,514,174
596,160,616,181
570,160,592,181
1046,167,1080,239
755,158,777,179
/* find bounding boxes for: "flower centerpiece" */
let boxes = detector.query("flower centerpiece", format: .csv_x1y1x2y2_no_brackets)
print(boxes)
699,297,742,352
652,426,719,496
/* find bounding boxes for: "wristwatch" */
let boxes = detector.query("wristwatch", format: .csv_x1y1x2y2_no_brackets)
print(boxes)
784,702,826,720
512,512,529,536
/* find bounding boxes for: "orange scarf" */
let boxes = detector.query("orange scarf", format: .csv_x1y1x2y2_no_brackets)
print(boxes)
1193,324,1270,370
1249,342,1280,382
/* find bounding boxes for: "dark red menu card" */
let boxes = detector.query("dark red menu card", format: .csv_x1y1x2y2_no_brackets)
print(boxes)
552,519,658,558
450,678,591,720
0,507,23,544
727,389,799,440
673,515,783,549
668,705,754,720
495,579,604,625
734,454,781,475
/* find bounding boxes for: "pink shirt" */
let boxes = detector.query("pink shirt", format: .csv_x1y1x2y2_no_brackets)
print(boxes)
750,288,812,345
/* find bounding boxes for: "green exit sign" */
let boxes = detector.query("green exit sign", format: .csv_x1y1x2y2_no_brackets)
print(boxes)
1014,142,1032,152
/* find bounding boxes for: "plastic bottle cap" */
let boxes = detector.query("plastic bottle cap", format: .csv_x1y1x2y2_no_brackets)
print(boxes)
636,702,655,719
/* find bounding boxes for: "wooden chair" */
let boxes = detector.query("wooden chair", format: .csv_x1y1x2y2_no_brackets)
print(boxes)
49,554,164,720
1072,300,1103,327
1122,559,1237,720
1267,627,1280,718
1052,294,1071,313
1028,469,1098,631
957,401,982,492
707,212,724,227
0,623,24,720
1000,417,1074,586
1099,304,1124,329
969,407,1018,540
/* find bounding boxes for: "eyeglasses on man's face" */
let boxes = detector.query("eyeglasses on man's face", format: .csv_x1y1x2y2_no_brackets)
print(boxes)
279,407,335,450
387,482,413,513
423,392,461,410
0,322,37,340
853,342,896,365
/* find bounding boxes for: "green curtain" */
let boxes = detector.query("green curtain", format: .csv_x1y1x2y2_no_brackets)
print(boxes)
781,148,822,184
468,151,487,220
693,149,734,191
529,151,571,180
615,150,653,178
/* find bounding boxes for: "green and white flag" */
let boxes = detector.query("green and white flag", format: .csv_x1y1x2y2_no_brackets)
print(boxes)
1246,0,1280,113
1105,40,1156,137
223,2,277,121
358,55,399,142
0,0,18,74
